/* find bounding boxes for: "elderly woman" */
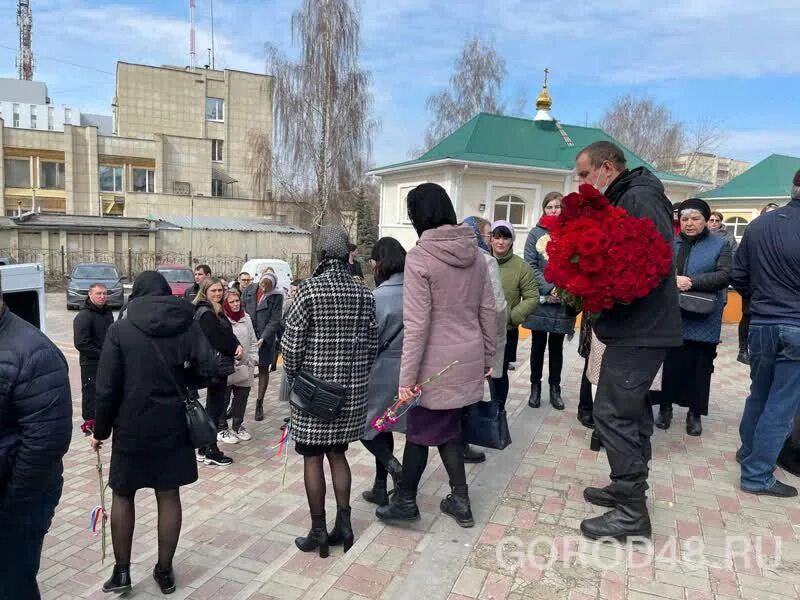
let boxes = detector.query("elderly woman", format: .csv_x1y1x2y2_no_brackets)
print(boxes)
282,227,377,557
524,191,576,410
376,184,496,529
652,198,732,436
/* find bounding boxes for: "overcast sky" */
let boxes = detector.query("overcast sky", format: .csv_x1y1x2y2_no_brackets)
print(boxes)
2,0,799,169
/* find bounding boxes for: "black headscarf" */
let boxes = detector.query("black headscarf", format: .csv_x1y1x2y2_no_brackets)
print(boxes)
678,198,711,222
129,271,172,299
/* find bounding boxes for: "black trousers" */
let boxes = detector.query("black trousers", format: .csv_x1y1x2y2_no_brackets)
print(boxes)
594,346,666,499
529,331,565,385
578,358,594,419
220,385,251,430
488,328,518,409
205,381,227,434
80,363,98,422
739,297,751,353
652,341,717,416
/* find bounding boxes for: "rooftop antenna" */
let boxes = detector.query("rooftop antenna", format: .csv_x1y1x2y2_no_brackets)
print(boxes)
210,0,215,69
189,0,197,68
16,0,34,81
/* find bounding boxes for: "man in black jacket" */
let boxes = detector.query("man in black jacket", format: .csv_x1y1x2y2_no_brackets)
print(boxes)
183,264,211,302
73,283,115,423
0,273,72,599
574,141,683,541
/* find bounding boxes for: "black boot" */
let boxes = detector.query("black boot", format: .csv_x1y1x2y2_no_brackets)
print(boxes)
153,564,176,594
327,507,355,553
590,430,603,452
362,479,389,506
295,512,329,558
102,563,132,593
580,499,651,541
528,382,541,408
254,398,264,422
686,411,702,436
440,485,474,528
376,489,420,522
655,407,672,430
549,384,565,410
578,413,595,429
386,457,403,495
463,443,486,464
583,485,618,508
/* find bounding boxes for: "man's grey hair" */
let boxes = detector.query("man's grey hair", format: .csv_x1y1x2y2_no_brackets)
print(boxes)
89,282,107,292
791,184,800,201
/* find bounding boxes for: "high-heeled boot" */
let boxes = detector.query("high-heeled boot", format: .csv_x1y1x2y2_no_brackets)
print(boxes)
295,512,329,558
327,507,355,552
102,563,132,593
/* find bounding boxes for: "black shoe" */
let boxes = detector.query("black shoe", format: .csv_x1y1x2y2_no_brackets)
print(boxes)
440,485,474,528
528,382,541,408
295,512,330,558
254,399,264,422
742,480,798,498
362,484,390,506
655,408,672,430
686,411,702,436
463,443,486,464
102,564,132,593
583,486,618,508
549,385,564,410
376,489,420,522
385,456,403,494
204,444,233,466
737,351,750,365
578,413,595,429
735,448,744,464
153,564,176,594
589,431,603,452
327,507,355,553
580,500,652,541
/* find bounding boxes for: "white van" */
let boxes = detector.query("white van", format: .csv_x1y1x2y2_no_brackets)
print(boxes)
239,259,293,294
0,263,47,333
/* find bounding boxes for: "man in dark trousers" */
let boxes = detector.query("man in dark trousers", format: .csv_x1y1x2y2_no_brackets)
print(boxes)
184,264,211,301
733,170,800,497
0,271,72,599
73,283,114,424
574,141,683,541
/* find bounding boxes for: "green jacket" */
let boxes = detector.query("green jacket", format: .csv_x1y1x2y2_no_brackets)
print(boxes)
496,252,538,328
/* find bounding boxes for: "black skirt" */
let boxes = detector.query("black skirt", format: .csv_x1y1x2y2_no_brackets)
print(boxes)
109,445,198,496
650,340,717,416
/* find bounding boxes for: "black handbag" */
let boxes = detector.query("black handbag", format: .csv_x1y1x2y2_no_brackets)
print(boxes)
679,291,716,317
149,337,218,448
289,292,363,423
194,307,236,381
462,400,512,450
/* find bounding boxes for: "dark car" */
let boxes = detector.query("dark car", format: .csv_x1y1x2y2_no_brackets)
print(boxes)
156,263,195,297
66,262,125,310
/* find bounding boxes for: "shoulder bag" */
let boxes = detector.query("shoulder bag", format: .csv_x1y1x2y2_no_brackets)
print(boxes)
679,291,716,317
148,336,218,449
462,400,512,450
194,306,236,380
289,290,363,423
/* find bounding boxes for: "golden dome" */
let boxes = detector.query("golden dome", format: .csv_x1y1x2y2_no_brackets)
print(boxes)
536,67,552,110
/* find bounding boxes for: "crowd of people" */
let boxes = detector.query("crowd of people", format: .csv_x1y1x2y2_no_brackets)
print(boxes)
1,140,798,599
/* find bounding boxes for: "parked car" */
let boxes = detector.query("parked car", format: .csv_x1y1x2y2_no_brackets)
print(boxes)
65,262,125,310
0,256,17,266
0,263,46,332
239,258,293,295
156,263,195,297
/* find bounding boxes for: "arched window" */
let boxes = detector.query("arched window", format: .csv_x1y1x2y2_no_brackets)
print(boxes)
725,216,749,241
493,194,526,226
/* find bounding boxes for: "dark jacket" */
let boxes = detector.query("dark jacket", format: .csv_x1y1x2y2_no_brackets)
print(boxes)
93,295,209,451
243,285,283,344
732,199,800,327
710,224,738,257
0,305,72,510
675,230,731,343
595,167,683,348
73,296,114,366
194,301,239,356
183,283,200,302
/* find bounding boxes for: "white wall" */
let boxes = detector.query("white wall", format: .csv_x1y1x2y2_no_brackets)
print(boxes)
0,102,79,132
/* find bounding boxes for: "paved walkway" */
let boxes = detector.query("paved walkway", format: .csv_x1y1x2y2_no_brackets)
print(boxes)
39,301,800,599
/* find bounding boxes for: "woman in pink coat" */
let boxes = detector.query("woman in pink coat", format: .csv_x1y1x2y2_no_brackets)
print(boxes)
376,183,496,528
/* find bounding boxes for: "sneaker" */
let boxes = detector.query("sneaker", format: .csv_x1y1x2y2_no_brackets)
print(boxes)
234,426,252,442
196,448,206,463
204,448,233,466
218,429,240,445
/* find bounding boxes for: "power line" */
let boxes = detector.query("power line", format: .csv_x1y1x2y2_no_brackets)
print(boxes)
0,44,114,76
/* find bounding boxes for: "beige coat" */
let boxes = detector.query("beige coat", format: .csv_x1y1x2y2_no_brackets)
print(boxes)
227,313,259,388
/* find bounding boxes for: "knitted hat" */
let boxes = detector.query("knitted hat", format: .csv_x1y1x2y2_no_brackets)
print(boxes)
317,226,350,262
678,198,711,221
490,220,516,242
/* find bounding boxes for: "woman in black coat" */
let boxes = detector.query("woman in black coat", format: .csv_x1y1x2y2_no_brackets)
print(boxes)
193,277,242,466
92,271,210,595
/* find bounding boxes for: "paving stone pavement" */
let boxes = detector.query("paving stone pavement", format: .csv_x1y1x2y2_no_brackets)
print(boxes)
40,295,800,600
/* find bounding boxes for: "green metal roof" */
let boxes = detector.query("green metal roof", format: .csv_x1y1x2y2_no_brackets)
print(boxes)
372,112,708,185
699,154,800,199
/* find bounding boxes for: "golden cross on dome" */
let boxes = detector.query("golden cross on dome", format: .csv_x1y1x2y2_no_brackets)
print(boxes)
543,67,549,88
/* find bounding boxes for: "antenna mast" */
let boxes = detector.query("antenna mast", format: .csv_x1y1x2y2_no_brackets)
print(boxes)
17,0,34,81
210,0,215,69
189,0,197,68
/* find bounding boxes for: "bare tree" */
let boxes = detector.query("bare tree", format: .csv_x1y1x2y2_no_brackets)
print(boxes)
266,0,377,253
246,130,272,211
418,35,521,153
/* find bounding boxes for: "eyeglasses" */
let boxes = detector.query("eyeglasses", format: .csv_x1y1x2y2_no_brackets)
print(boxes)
708,218,721,222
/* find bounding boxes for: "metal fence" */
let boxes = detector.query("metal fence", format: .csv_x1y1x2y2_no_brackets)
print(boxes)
0,247,316,284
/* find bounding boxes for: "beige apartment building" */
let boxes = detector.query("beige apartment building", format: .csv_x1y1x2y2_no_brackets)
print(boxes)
663,153,750,190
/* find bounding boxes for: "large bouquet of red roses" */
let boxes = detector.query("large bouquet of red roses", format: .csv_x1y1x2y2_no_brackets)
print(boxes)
540,184,672,315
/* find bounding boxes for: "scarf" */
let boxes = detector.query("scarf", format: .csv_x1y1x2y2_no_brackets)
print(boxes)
463,216,490,252
223,297,245,322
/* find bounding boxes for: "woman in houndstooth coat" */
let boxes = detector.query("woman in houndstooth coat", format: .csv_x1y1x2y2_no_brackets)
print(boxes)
281,226,378,558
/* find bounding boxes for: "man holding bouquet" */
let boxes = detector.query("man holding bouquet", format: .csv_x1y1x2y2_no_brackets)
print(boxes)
574,141,682,541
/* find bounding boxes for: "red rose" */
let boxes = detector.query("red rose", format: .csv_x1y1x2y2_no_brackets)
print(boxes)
578,254,605,275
